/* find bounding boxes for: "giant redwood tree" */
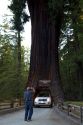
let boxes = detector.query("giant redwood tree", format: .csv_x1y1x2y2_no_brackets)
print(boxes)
27,0,64,103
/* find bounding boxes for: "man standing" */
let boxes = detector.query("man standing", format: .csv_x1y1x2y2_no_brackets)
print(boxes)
24,86,35,121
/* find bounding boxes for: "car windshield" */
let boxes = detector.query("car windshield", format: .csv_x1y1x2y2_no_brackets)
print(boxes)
37,92,50,97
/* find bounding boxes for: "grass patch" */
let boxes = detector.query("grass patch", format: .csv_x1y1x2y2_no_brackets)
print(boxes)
64,101,83,106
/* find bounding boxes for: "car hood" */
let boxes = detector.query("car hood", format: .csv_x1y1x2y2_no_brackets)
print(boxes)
34,97,50,101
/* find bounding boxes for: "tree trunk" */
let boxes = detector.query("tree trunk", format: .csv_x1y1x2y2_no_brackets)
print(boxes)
16,31,21,98
27,0,64,103
76,61,83,101
17,31,21,75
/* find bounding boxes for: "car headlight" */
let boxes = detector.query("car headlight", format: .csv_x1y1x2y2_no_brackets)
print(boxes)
34,98,38,103
47,98,51,103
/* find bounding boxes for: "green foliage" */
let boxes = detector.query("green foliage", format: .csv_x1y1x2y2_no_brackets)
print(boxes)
0,21,30,101
9,0,29,31
59,0,83,100
65,101,83,106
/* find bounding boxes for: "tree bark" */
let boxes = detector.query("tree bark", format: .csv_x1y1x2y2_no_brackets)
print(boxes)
16,31,21,98
27,0,64,103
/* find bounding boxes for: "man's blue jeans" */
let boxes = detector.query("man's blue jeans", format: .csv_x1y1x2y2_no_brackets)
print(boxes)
24,101,33,120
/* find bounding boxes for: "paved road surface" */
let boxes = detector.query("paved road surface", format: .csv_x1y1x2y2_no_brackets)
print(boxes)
0,108,79,125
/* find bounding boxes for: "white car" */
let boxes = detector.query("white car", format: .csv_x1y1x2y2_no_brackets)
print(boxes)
34,92,53,107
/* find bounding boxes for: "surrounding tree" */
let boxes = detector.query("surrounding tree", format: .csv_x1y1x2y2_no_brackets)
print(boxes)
0,20,30,101
9,0,29,98
59,0,83,101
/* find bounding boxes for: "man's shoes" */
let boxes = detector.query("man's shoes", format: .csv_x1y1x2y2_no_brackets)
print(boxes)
27,119,32,122
24,119,32,122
